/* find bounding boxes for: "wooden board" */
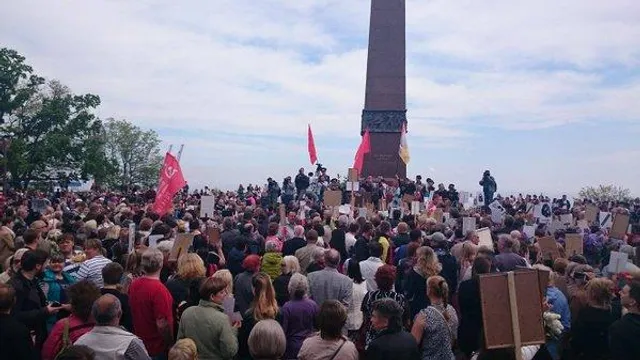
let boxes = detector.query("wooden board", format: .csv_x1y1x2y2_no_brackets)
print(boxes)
610,213,630,240
479,272,545,350
585,204,598,224
565,233,583,257
324,190,342,207
538,236,560,261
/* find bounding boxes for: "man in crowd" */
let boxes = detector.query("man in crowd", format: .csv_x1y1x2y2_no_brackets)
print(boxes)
76,238,112,288
75,294,150,360
308,249,352,307
0,283,36,359
295,230,322,274
129,249,174,359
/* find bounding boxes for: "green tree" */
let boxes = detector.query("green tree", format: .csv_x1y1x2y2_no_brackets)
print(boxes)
103,118,163,189
0,48,45,124
1,78,110,188
578,184,632,203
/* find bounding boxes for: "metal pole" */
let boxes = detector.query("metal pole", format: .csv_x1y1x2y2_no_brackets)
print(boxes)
177,144,184,161
167,144,173,155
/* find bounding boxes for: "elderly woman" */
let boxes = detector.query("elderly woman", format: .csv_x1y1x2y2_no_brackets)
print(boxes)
249,319,287,360
367,299,420,360
42,281,102,360
281,273,318,359
362,265,410,348
298,300,358,360
261,241,284,281
274,255,300,307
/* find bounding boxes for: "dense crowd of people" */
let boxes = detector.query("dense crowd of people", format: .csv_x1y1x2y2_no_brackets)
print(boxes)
1,167,640,360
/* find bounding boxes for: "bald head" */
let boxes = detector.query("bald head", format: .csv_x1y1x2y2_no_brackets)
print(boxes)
92,294,122,326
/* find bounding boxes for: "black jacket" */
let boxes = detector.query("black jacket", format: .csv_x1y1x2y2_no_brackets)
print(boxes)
609,313,640,360
282,237,306,257
9,272,48,350
294,173,310,191
0,313,37,360
365,329,420,360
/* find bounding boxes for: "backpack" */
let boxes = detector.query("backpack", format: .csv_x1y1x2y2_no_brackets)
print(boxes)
55,319,94,359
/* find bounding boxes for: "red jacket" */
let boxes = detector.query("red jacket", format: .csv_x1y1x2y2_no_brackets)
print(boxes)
42,315,94,360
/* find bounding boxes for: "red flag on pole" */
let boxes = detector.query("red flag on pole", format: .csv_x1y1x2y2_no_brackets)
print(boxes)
152,152,186,215
307,124,318,165
353,130,371,174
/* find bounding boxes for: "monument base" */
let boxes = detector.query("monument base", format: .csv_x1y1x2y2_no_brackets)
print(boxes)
361,132,406,179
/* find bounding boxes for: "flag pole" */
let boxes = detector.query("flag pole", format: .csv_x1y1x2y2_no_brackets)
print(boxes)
167,145,173,155
177,144,184,161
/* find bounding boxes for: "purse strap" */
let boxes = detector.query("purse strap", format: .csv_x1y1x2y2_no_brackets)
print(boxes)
429,305,454,345
329,339,346,360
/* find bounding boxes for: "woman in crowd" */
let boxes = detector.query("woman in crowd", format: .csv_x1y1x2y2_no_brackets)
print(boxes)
458,256,492,358
376,221,393,264
366,298,420,360
238,272,280,360
0,248,27,283
261,241,283,281
168,338,198,360
411,275,459,360
330,218,349,265
404,246,442,318
265,222,283,252
298,300,359,360
361,265,410,349
122,250,143,294
165,253,207,318
396,242,420,294
566,263,594,322
41,253,76,331
346,259,367,341
458,241,478,283
234,255,261,315
281,273,318,359
273,255,300,307
177,276,239,360
570,278,617,360
249,319,287,360
211,269,235,314
42,281,101,360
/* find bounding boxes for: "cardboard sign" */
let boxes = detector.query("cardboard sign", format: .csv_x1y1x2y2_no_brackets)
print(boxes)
357,207,368,219
538,236,560,261
348,168,359,182
200,195,215,218
610,213,630,240
433,209,444,223
463,217,477,235
479,271,545,349
346,182,359,192
411,201,421,215
170,233,194,261
585,204,598,224
523,225,536,240
402,194,415,204
324,190,342,207
547,220,565,236
599,212,613,229
476,227,494,250
148,234,163,249
609,251,629,274
559,214,573,227
565,234,583,257
338,204,351,215
128,223,136,253
207,227,221,244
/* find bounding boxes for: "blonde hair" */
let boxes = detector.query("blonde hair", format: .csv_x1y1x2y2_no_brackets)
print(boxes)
281,256,300,275
461,242,478,262
252,273,279,321
212,269,233,295
427,275,450,320
106,226,121,240
415,246,442,277
248,319,286,360
168,338,198,360
176,253,206,280
586,278,614,308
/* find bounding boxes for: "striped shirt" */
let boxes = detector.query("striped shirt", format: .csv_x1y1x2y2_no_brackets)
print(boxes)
76,255,112,288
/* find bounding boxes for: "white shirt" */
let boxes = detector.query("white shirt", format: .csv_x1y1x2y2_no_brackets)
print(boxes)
346,281,368,331
359,257,384,292
76,255,112,288
345,232,357,254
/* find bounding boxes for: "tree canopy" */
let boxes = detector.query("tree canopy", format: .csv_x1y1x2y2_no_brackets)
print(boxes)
578,184,631,204
0,47,161,190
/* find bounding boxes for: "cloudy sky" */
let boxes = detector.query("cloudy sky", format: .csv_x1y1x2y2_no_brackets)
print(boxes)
2,0,640,195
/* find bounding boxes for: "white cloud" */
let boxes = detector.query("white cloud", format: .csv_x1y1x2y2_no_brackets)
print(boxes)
1,0,639,192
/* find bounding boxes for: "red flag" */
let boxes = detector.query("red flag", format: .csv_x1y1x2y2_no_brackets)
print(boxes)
307,124,318,165
353,130,371,174
152,152,186,215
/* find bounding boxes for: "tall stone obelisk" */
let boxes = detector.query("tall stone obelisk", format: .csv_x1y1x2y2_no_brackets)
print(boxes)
360,0,407,179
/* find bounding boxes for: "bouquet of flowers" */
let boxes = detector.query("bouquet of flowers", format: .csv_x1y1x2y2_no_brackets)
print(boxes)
543,311,564,340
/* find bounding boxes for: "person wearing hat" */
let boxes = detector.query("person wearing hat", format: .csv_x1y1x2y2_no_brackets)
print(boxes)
0,248,28,284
